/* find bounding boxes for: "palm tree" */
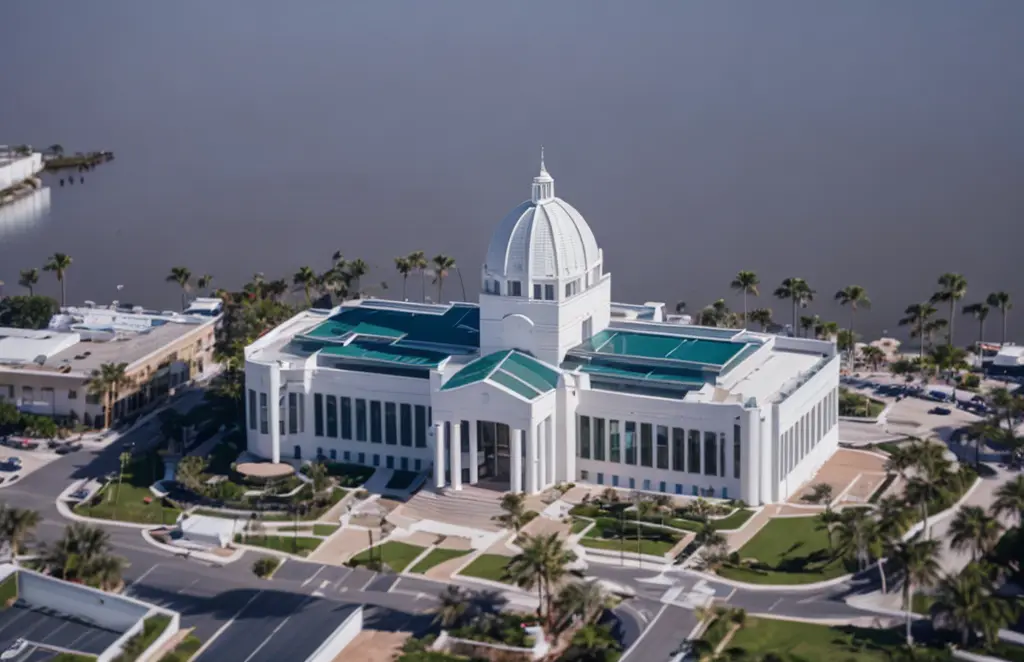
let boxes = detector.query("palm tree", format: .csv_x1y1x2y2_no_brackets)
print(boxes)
929,345,969,395
730,271,760,328
553,580,609,632
992,475,1024,526
196,274,213,295
835,509,875,573
985,291,1013,349
773,277,814,334
933,570,985,648
560,624,621,662
292,266,318,305
890,536,941,645
492,493,529,534
165,266,192,310
815,320,839,341
87,362,132,428
817,508,842,554
861,345,886,371
407,251,428,302
432,584,470,628
962,302,990,365
748,308,773,331
431,255,456,303
505,532,576,628
904,446,952,539
698,299,732,327
346,259,369,297
17,268,39,295
0,505,40,562
931,273,968,347
43,523,124,590
835,285,871,370
899,302,943,368
47,144,64,157
42,252,73,307
877,495,914,540
949,505,1003,561
394,257,413,301
800,314,820,339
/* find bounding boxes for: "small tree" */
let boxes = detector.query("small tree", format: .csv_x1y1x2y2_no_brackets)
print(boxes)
252,556,279,579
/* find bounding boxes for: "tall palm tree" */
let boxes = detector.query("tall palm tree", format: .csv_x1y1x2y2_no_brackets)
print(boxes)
962,302,990,365
890,536,941,646
816,508,842,554
929,345,969,395
747,308,772,331
431,255,456,304
432,584,470,628
196,274,213,295
835,509,875,573
492,493,529,534
346,259,369,298
773,277,814,335
992,475,1024,527
835,285,871,370
87,362,132,428
815,320,839,341
553,580,610,632
800,314,820,339
899,302,943,368
44,523,124,590
933,570,986,648
407,251,428,302
17,268,39,295
165,266,192,310
904,444,952,539
985,291,1013,349
0,505,40,563
949,505,1003,561
292,266,318,305
505,532,575,628
42,252,73,307
931,273,968,347
730,271,760,328
560,624,620,662
394,257,413,301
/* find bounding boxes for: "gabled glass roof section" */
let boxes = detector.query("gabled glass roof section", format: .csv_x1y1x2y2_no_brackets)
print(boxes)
577,329,748,367
441,350,560,401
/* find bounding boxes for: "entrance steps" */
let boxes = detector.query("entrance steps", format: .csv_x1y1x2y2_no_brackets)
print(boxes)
390,484,505,532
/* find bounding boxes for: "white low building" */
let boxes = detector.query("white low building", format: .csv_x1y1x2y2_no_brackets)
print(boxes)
244,159,840,504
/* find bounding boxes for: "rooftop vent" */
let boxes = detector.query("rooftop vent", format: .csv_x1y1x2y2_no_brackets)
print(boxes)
84,300,95,308
132,306,144,314
33,355,46,366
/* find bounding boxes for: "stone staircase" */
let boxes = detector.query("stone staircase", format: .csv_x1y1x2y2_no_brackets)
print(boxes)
390,484,506,532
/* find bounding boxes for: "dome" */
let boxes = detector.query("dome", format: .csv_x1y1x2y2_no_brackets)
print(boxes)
484,158,601,282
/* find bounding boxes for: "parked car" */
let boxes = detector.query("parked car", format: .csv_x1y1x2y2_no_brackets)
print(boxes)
47,439,64,450
3,438,39,451
69,488,90,500
930,407,952,416
1,639,27,660
55,442,83,455
1,457,22,471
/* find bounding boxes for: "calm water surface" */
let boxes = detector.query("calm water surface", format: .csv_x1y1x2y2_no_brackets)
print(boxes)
2,1,1023,342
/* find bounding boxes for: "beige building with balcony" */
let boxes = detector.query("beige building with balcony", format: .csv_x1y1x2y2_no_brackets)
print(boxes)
0,298,222,428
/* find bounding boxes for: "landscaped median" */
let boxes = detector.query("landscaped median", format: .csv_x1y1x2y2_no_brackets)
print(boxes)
716,516,851,585
457,553,514,584
234,534,322,557
73,453,181,526
348,541,425,573
406,548,471,575
577,517,681,556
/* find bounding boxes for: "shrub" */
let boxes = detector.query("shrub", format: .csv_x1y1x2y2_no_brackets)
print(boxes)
252,556,280,578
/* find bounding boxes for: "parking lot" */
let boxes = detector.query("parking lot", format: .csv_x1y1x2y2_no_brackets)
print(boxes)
0,602,122,660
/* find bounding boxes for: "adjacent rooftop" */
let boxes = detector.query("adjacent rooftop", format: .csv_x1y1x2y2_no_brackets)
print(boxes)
441,349,560,400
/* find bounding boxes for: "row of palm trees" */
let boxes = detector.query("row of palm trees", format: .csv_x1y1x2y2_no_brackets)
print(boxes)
0,505,125,592
715,270,1013,356
16,252,73,306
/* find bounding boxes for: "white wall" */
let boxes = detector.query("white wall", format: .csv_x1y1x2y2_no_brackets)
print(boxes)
304,606,363,662
17,570,149,630
0,154,43,190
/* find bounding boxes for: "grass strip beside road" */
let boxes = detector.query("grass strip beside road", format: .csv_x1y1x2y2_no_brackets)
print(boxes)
113,614,172,662
728,616,903,661
159,633,202,662
407,548,470,574
235,534,322,557
0,573,17,607
75,454,181,525
349,541,425,573
458,554,513,584
716,516,850,585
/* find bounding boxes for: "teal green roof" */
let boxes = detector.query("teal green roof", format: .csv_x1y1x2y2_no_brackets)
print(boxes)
577,361,706,386
320,340,450,368
304,303,479,348
578,329,747,367
441,350,560,400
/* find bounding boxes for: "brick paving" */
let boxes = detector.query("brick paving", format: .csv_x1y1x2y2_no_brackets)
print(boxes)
788,449,887,505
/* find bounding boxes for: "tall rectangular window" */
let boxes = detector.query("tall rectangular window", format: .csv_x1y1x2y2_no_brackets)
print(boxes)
298,394,305,433
704,431,717,476
509,281,522,296
609,420,620,463
326,395,337,437
341,397,353,439
640,423,653,467
414,405,427,447
672,428,685,472
400,404,413,447
313,393,324,437
461,421,470,453
593,418,606,461
733,424,741,479
656,425,669,469
369,401,382,443
544,284,555,300
248,389,257,430
288,393,298,435
259,392,268,434
533,284,542,299
719,432,726,477
579,416,591,459
687,430,701,474
624,422,636,464
384,402,397,445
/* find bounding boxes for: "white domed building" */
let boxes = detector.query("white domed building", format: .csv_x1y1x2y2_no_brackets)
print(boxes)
244,156,841,507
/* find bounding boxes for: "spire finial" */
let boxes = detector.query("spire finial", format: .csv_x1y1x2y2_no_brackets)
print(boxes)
540,146,546,174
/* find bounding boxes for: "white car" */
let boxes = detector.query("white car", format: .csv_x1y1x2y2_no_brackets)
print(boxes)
585,577,636,598
1,638,28,660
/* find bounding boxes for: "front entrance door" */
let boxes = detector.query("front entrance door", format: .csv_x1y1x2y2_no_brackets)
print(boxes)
477,421,511,485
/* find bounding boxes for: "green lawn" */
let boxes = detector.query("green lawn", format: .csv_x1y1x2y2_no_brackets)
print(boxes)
384,470,420,491
321,462,375,487
349,541,425,573
458,554,513,583
53,655,98,662
709,509,755,531
0,574,16,607
728,616,904,661
570,517,593,534
113,615,172,662
407,548,471,574
76,455,181,525
313,523,340,536
159,634,202,662
717,516,851,585
235,535,322,556
580,517,680,556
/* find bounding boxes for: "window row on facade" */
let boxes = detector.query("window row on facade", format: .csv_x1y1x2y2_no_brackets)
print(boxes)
576,470,729,498
577,415,741,480
290,444,427,474
776,388,838,483
247,389,432,449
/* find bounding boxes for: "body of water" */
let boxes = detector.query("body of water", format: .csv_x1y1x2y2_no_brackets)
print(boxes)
2,1,1023,343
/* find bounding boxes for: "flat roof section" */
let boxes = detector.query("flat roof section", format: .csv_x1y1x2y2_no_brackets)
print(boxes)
304,303,480,349
320,339,451,368
0,602,122,658
579,329,748,368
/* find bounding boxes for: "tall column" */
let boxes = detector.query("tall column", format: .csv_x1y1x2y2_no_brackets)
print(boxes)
525,425,538,494
546,417,556,485
434,422,446,489
537,422,547,491
510,428,523,493
468,420,479,484
450,421,463,490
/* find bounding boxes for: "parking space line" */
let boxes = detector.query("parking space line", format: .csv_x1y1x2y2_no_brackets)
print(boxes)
359,572,378,592
301,565,326,588
177,579,199,595
127,563,160,589
0,608,32,636
331,567,353,590
242,595,315,662
620,604,668,661
191,590,264,660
